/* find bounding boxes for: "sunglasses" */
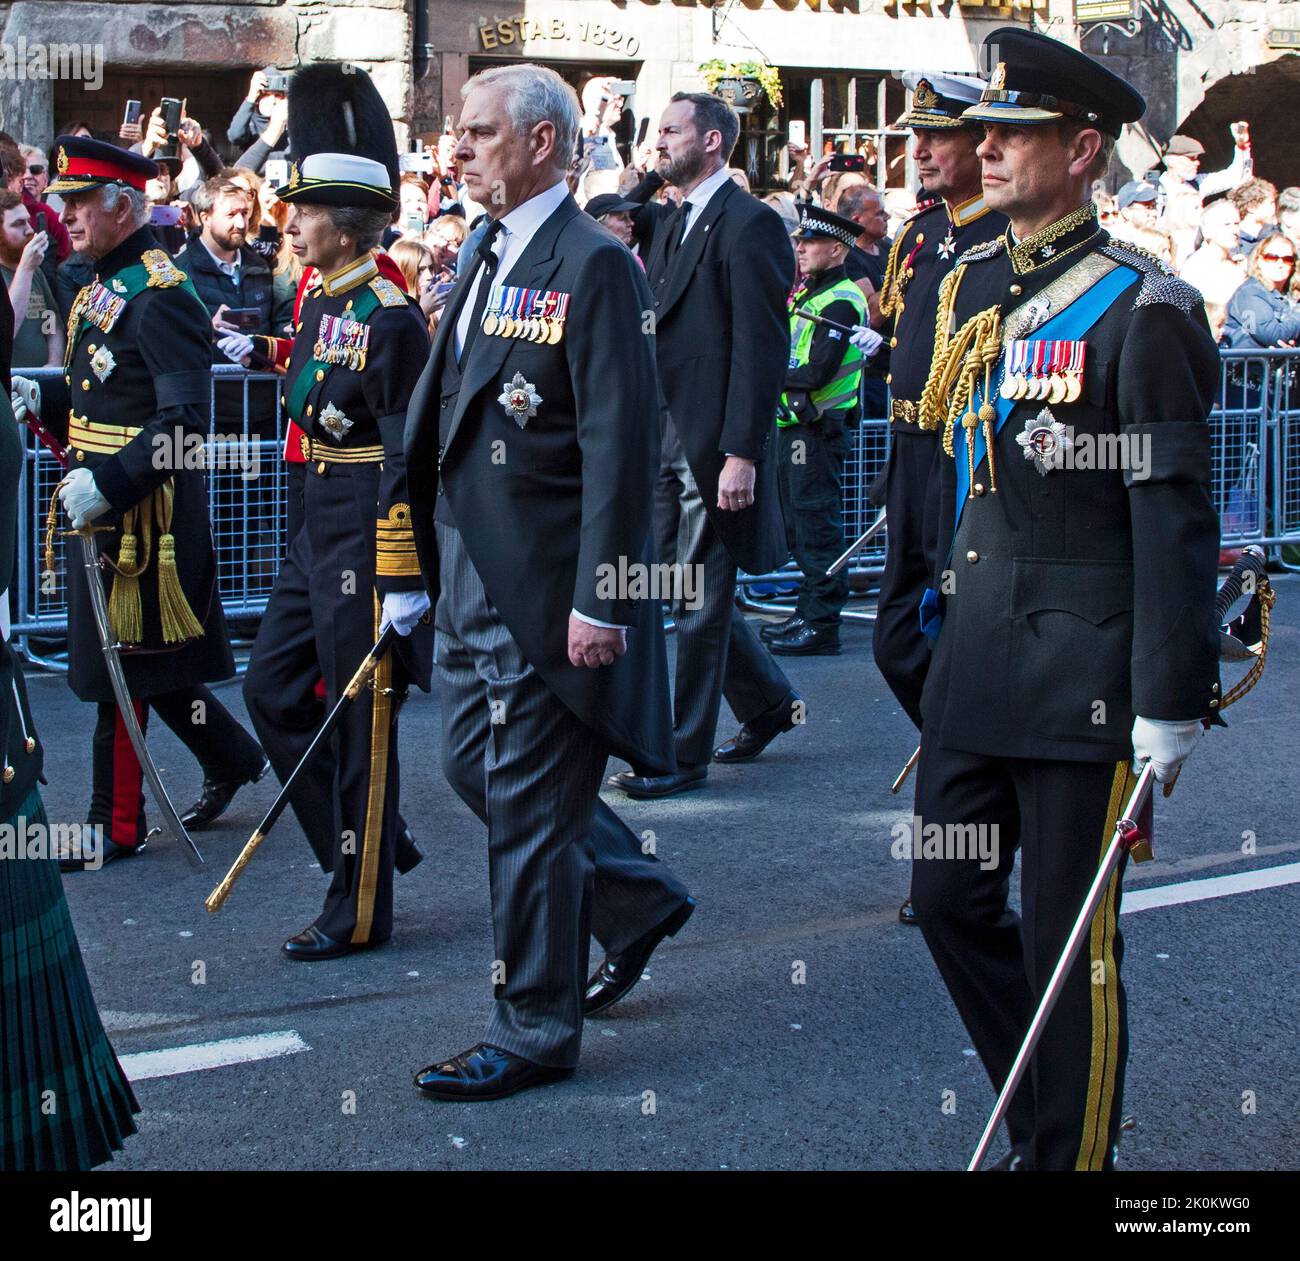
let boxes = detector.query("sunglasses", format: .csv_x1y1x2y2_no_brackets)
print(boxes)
1261,253,1296,264
27,164,44,175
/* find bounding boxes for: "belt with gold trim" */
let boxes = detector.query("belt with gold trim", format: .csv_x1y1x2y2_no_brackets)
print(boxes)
69,413,143,457
890,399,921,425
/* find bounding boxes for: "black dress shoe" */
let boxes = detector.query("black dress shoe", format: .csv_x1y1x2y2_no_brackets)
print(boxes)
760,614,805,643
180,755,271,830
898,899,918,926
396,827,423,875
58,835,146,872
585,895,695,1017
282,924,383,961
413,1043,573,1101
606,765,707,800
768,622,841,656
713,690,803,764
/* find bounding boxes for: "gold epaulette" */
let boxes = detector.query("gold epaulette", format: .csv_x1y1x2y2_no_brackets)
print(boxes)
376,502,421,577
370,276,408,309
142,248,187,288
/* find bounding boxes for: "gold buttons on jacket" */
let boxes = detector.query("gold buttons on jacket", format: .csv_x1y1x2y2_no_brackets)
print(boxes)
315,370,324,382
306,405,313,417
1009,284,1023,296
889,336,898,348
24,737,35,753
2,766,13,784
966,550,980,564
1211,683,1220,695
75,450,84,462
87,344,96,354
81,380,90,391
973,483,986,497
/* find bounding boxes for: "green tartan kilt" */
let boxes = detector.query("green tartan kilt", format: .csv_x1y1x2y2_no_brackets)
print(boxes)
0,788,139,1170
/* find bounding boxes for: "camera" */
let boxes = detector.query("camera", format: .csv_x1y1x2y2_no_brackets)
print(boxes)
264,71,289,95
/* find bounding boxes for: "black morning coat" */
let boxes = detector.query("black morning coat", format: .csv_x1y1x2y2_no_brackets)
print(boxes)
404,191,676,776
921,216,1223,765
64,227,236,703
645,176,795,577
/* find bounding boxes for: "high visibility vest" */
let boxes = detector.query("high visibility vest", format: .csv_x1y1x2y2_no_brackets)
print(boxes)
780,276,868,422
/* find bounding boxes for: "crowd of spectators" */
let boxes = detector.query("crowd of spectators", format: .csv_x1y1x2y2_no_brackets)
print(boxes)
3,72,1296,402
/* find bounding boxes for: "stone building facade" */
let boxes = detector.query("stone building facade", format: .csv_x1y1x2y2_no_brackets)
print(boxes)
0,0,1295,186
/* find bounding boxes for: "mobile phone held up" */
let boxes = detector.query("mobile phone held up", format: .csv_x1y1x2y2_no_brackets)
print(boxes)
122,99,142,128
828,154,866,174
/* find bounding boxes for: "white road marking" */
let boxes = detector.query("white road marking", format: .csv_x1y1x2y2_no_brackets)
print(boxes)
1122,862,1300,914
118,1030,309,1081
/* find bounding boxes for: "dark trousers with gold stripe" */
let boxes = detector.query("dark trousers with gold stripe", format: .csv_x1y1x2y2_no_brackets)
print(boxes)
911,745,1133,1171
244,462,403,946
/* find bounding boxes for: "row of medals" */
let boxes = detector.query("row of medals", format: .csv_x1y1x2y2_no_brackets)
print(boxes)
482,310,564,344
999,369,1082,406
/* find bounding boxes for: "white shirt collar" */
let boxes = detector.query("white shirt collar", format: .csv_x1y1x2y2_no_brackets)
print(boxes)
683,165,733,216
498,179,569,252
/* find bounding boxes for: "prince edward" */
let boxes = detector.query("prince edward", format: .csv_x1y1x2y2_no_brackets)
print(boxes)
911,30,1220,1169
405,65,693,1101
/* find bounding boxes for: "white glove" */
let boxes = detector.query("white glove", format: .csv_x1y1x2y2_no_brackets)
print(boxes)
1131,716,1204,784
850,324,884,357
217,331,254,365
10,375,40,424
380,589,431,638
59,467,111,530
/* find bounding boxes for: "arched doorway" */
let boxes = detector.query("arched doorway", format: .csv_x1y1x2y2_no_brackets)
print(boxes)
1176,55,1300,189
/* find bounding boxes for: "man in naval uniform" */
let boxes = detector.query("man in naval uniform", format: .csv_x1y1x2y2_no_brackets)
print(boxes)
867,73,1008,925
910,29,1220,1170
49,137,266,870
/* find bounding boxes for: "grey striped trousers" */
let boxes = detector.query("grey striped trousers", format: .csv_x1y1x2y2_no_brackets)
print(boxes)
434,521,689,1067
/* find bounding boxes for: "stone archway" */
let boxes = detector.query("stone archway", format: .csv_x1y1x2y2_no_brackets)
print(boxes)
1176,54,1300,189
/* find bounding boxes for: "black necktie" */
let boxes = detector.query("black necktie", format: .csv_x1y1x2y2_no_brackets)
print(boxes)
664,203,688,262
457,218,504,366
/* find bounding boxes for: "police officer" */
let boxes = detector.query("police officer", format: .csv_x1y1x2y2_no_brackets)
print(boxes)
766,205,878,656
240,65,433,960
48,138,266,869
910,30,1220,1170
868,73,1007,924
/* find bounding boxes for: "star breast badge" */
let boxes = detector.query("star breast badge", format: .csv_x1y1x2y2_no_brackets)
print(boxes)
90,345,116,383
1015,408,1073,476
498,372,540,428
937,232,956,260
319,401,353,442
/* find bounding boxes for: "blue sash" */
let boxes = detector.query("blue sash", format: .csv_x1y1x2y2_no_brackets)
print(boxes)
919,261,1138,642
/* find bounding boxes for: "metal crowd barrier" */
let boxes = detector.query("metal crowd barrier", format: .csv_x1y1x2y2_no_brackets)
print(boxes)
10,352,1300,670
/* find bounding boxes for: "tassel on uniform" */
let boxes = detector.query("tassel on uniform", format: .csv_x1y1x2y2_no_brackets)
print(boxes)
106,508,144,646
154,482,205,644
156,532,204,643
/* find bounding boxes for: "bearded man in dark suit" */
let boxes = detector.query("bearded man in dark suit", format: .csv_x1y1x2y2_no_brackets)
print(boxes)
608,92,803,802
404,64,694,1102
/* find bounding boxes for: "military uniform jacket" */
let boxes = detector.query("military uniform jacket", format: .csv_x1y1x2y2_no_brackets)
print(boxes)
275,254,432,686
919,208,1222,764
881,195,1007,429
64,226,235,703
405,193,676,775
